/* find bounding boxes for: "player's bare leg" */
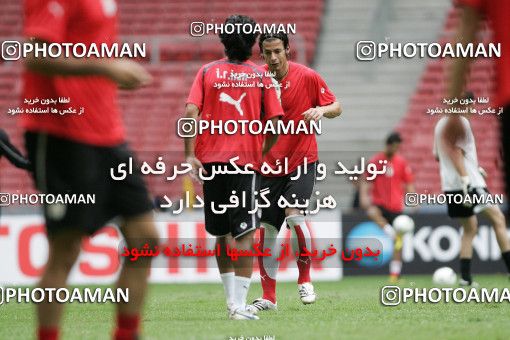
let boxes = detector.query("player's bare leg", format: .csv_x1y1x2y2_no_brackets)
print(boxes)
115,212,159,339
215,235,235,313
389,248,403,283
229,230,258,320
481,206,510,275
481,206,510,252
458,215,478,286
286,209,316,304
37,229,83,340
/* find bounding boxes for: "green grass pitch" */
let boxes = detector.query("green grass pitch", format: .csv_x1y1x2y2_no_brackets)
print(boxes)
1,275,510,340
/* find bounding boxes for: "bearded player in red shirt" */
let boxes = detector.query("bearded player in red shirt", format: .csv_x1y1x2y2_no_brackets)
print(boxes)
184,15,283,320
359,132,415,283
247,33,342,313
22,1,158,339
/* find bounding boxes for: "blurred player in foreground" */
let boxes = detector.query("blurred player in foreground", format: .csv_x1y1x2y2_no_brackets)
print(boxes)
22,1,157,339
247,32,341,313
448,0,510,205
184,15,282,320
359,132,414,283
434,91,510,286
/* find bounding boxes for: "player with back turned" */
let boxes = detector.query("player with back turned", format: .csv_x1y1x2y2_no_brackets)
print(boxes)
247,32,341,314
184,15,283,320
22,1,158,339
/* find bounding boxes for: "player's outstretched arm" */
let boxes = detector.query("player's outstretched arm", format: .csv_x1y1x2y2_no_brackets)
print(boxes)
302,101,341,122
24,39,152,90
0,129,31,170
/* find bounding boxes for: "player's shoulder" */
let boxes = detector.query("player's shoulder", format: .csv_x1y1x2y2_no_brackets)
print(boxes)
371,151,385,161
393,153,409,165
241,60,266,75
201,58,228,73
289,62,319,78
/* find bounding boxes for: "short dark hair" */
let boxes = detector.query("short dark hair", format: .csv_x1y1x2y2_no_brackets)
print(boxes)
219,15,258,62
386,132,402,145
258,32,289,52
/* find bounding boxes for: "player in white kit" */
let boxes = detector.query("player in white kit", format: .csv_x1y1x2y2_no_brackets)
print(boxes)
433,92,510,285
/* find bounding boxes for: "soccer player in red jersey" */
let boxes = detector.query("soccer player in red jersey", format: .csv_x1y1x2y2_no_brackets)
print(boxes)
448,0,510,207
184,15,283,320
247,33,341,313
22,1,158,339
359,132,415,283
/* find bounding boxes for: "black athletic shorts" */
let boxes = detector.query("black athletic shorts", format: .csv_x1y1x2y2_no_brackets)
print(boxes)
445,187,491,218
202,163,261,239
25,132,154,235
260,161,317,230
375,205,401,225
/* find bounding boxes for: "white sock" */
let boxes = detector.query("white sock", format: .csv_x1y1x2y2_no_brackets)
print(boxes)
233,276,251,311
384,224,396,239
220,272,235,307
390,260,402,276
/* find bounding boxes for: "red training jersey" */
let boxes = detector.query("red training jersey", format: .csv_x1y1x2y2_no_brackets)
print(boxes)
22,0,124,146
457,0,510,107
186,58,284,171
262,62,336,176
368,152,414,213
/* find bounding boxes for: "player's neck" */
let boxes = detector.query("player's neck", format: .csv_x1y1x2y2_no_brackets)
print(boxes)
276,62,289,81
385,151,395,159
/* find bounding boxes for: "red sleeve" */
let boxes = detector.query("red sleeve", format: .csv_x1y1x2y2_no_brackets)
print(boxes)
186,66,205,111
310,70,336,107
262,76,284,121
24,0,72,43
401,159,414,184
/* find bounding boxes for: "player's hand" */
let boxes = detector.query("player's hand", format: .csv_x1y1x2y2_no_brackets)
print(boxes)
302,107,324,122
106,59,153,90
478,166,488,179
186,156,207,184
460,176,472,207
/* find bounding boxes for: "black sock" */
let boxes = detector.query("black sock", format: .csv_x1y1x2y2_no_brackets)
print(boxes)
460,258,472,283
501,251,510,274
